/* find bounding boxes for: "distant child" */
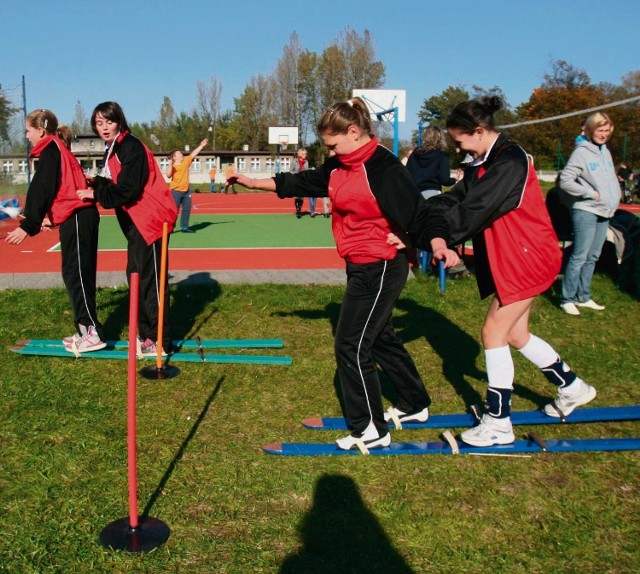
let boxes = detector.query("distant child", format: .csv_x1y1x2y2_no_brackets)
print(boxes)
77,102,178,356
208,166,217,192
224,163,237,194
5,108,105,353
166,138,208,232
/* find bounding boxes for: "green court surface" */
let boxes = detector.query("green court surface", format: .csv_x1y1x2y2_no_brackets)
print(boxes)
82,214,335,250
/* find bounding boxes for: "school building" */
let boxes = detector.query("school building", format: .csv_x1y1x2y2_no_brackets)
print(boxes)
1,135,296,187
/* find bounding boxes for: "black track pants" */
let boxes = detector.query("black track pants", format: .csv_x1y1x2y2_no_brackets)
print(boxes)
59,207,103,339
334,251,431,436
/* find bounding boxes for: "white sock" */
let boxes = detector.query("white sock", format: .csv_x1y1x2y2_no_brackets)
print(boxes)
485,346,514,390
517,334,558,368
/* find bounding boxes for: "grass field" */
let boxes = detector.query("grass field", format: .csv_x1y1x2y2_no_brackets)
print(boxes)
1,272,639,573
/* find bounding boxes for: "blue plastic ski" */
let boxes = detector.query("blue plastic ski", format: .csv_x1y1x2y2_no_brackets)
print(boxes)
302,405,640,430
10,345,292,365
16,338,284,350
263,436,640,456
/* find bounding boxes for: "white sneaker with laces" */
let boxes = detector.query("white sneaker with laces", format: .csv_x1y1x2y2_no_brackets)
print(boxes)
459,414,515,447
560,302,580,316
336,421,391,453
62,324,88,345
139,338,167,357
543,379,597,418
64,326,106,354
384,406,430,428
576,299,605,311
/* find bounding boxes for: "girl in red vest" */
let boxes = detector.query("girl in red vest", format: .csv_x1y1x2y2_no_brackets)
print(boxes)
77,102,177,355
229,97,453,452
410,97,595,447
5,109,105,353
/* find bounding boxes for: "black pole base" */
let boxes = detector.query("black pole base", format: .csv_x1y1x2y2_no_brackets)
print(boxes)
100,516,170,552
139,365,180,380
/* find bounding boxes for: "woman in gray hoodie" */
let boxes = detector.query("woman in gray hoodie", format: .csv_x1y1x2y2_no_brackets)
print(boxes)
559,112,619,315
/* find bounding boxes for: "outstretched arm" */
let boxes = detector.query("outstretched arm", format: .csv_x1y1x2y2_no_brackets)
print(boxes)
190,138,209,159
228,173,276,191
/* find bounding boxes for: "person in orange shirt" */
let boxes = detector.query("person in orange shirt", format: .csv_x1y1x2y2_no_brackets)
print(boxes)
166,138,208,232
224,163,237,194
208,166,217,192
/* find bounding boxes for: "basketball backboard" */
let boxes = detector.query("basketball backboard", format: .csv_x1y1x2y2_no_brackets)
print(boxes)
268,127,299,147
351,89,406,123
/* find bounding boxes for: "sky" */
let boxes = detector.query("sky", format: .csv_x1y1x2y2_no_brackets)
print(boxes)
2,0,639,142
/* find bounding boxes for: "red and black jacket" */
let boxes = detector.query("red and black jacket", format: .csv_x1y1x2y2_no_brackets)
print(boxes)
410,133,561,305
274,137,421,264
92,132,177,245
20,135,91,236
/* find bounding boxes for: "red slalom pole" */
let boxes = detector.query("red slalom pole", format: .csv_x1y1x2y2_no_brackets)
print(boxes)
100,272,170,552
127,272,140,528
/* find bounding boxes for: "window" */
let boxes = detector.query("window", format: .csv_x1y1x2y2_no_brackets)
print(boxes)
3,161,13,174
250,157,261,171
191,158,201,172
280,157,291,171
18,160,28,173
159,158,170,172
265,157,275,171
205,158,216,170
237,158,246,171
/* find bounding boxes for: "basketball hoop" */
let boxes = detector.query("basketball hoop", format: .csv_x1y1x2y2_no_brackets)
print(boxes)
278,136,289,151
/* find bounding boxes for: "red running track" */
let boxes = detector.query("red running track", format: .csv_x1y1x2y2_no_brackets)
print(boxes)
0,193,343,274
2,193,638,275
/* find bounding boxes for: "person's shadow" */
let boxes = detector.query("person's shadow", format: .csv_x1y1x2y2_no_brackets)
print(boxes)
279,473,416,574
170,274,222,340
98,274,222,343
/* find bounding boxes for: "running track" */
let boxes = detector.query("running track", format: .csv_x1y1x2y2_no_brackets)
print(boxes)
0,193,343,274
2,194,638,275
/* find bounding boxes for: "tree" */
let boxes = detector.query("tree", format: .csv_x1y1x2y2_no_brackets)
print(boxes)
512,61,604,168
233,75,276,150
0,89,19,149
542,60,592,90
196,76,223,150
70,100,90,135
318,27,385,110
418,85,470,129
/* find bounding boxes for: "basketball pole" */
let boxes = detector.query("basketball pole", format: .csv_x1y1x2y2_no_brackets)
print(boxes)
100,273,171,552
140,222,179,380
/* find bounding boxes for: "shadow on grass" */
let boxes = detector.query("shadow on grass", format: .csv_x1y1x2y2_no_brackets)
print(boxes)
170,275,222,340
394,297,485,407
279,473,415,574
141,376,224,520
99,277,221,343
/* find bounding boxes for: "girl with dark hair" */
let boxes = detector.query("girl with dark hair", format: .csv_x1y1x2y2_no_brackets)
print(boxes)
409,96,596,447
229,97,455,452
5,109,105,353
78,102,177,355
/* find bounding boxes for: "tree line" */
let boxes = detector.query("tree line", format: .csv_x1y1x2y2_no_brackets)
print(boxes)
1,30,638,172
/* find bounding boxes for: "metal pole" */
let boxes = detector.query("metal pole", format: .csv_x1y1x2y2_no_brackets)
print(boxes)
22,76,30,184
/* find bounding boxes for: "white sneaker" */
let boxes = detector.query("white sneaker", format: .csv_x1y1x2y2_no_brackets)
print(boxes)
336,421,391,452
459,414,515,447
543,379,597,418
576,299,605,311
139,338,168,357
384,406,430,427
64,326,106,354
560,302,580,316
62,324,88,345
